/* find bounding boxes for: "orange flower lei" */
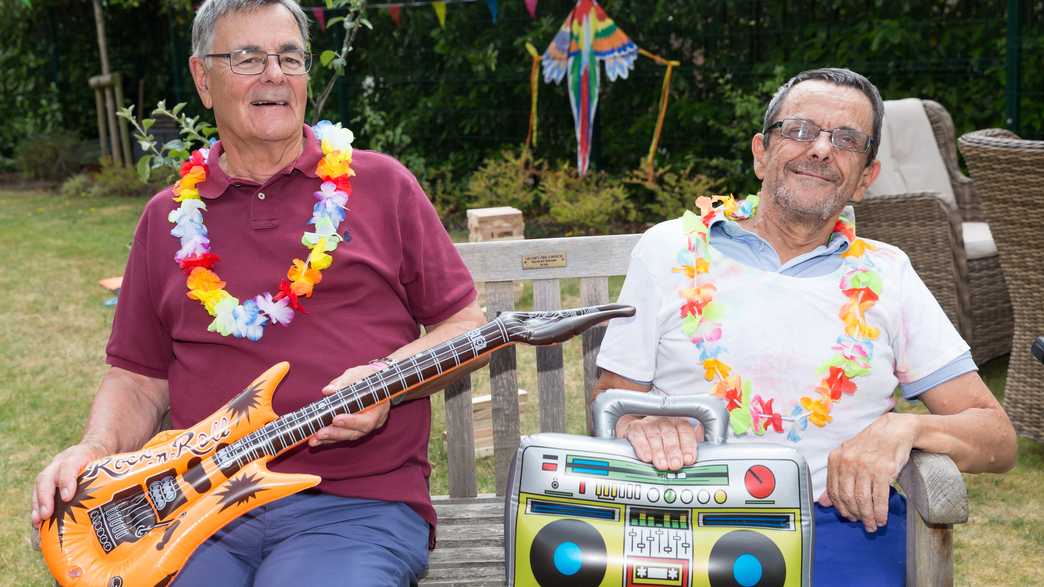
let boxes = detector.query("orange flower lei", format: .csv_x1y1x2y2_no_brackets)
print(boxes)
168,121,355,341
676,195,881,441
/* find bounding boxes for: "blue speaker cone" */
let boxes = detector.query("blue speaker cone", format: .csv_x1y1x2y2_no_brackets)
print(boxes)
553,541,583,576
733,553,763,586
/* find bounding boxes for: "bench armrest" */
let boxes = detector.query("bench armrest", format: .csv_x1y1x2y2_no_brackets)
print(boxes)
897,449,968,525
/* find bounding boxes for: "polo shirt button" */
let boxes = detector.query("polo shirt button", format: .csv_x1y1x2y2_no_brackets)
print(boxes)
258,192,266,200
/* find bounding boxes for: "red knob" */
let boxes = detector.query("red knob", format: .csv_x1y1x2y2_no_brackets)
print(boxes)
744,465,775,499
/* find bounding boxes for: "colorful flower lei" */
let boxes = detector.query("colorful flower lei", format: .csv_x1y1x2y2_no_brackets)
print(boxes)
675,195,881,441
168,120,355,341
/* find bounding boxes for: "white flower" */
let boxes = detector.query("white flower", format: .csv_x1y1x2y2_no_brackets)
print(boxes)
168,199,206,225
313,120,354,153
175,233,211,262
255,293,295,326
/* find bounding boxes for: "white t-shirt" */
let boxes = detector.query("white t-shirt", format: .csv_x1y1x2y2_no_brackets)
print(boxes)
597,216,969,498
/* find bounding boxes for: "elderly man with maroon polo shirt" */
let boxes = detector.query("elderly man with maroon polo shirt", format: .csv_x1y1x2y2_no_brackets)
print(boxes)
30,1,484,585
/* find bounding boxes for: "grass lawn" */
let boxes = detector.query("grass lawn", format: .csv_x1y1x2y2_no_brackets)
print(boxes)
2,189,1042,585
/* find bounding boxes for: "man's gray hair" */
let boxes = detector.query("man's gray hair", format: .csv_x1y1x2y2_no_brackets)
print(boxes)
192,0,310,57
761,67,884,165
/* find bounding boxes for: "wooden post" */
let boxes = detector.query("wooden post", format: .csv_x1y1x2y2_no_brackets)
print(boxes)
897,450,968,587
91,0,130,167
111,72,132,165
89,74,132,168
906,510,954,586
94,86,109,159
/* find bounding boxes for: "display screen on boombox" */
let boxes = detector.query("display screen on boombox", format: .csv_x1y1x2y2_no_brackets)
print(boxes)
506,436,813,587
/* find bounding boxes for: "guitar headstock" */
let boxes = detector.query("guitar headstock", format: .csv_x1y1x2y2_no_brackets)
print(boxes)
498,304,635,345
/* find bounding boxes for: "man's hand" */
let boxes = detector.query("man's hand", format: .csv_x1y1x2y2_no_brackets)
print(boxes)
32,441,110,529
821,412,917,532
616,415,704,471
310,365,391,446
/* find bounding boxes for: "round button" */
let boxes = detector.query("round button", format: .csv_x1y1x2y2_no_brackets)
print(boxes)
713,489,728,504
257,192,266,200
647,488,660,502
697,490,710,504
663,489,676,504
744,465,776,499
681,489,693,504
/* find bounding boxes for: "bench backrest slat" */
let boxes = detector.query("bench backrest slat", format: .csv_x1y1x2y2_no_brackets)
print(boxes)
443,377,477,497
486,281,522,496
448,234,640,497
580,276,611,435
533,278,566,434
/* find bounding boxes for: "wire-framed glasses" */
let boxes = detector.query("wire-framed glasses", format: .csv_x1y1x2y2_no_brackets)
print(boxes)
205,49,313,75
766,118,873,153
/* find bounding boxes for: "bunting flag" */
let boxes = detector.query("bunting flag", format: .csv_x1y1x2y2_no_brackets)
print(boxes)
541,0,637,175
310,7,326,31
525,0,538,18
432,1,446,28
388,4,401,26
486,0,498,23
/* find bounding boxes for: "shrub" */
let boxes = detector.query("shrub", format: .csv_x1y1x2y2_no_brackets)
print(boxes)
541,165,636,236
59,173,93,198
464,148,545,217
15,130,83,182
624,165,723,222
87,159,154,198
56,162,153,199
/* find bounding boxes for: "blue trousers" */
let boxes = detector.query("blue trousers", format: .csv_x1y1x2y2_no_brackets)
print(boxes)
813,490,907,586
172,493,429,587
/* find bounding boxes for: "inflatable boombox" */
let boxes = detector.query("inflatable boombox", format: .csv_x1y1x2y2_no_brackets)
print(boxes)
505,391,814,587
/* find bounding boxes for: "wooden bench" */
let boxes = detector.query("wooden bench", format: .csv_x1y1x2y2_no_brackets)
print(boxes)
422,234,969,587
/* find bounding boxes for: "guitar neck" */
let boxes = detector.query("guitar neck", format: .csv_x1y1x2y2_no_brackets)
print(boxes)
213,319,512,471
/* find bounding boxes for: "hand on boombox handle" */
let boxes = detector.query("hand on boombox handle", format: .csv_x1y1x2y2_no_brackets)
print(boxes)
1032,336,1044,365
591,390,729,444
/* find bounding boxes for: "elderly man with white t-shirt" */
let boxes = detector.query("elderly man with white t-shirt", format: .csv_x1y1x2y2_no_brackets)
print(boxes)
593,67,1016,585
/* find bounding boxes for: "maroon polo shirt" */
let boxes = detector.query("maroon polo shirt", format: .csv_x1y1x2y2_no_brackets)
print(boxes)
106,125,477,535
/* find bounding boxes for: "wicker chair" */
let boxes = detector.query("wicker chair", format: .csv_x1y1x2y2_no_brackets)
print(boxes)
856,99,1013,364
958,129,1044,442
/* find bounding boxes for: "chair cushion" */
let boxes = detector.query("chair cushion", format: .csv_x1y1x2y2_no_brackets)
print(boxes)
866,98,957,210
962,221,997,260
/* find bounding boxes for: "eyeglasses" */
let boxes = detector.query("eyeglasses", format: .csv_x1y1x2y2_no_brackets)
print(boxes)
205,49,312,75
766,118,873,153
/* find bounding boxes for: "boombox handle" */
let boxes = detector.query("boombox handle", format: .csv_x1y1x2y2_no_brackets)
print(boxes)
592,390,729,444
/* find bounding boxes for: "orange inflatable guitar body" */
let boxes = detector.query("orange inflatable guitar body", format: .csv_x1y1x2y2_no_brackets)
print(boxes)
39,304,634,587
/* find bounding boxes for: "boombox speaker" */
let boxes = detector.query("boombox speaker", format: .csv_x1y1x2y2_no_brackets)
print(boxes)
504,390,814,587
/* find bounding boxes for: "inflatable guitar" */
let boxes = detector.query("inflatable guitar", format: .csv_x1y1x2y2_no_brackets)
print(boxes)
39,303,635,587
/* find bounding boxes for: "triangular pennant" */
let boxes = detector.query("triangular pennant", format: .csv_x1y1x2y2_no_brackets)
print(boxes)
486,0,498,23
525,0,538,18
310,7,326,31
388,4,401,27
433,1,446,28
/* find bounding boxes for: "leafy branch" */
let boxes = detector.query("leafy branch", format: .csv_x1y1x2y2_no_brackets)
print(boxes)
117,101,216,184
311,0,370,122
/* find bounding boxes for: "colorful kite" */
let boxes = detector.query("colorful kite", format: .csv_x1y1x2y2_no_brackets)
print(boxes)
541,0,637,175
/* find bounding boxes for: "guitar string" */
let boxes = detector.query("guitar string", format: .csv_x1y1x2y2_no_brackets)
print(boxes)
209,308,606,471
212,319,517,468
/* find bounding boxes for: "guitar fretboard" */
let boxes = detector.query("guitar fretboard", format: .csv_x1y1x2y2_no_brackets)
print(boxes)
212,318,517,471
